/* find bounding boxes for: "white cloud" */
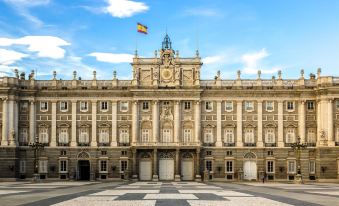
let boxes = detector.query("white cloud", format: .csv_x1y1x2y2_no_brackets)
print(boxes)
89,52,134,63
0,36,70,59
0,48,28,65
202,55,223,64
3,0,50,7
105,0,149,18
241,48,277,74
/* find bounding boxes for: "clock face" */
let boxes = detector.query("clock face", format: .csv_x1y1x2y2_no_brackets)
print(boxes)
161,68,172,80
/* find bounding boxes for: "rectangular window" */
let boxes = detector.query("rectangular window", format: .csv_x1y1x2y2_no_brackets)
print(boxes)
19,128,28,143
226,161,233,173
59,128,69,144
100,160,107,172
184,101,191,110
225,101,233,111
307,129,316,143
206,151,212,156
80,101,88,111
20,160,26,173
205,101,213,111
245,101,254,111
265,128,275,143
287,160,296,173
40,102,48,111
163,101,170,106
183,129,192,143
142,101,149,110
120,101,128,112
204,129,213,143
119,129,129,143
244,128,254,143
101,101,108,111
224,129,234,143
287,101,294,111
20,102,28,112
60,160,67,172
39,128,49,143
60,101,68,111
121,150,128,156
226,150,233,156
120,160,128,172
39,160,48,173
205,160,213,172
162,129,171,142
99,128,109,143
267,150,274,156
286,128,295,143
309,160,315,174
141,129,150,142
307,101,315,110
267,160,274,173
79,128,89,144
266,101,274,111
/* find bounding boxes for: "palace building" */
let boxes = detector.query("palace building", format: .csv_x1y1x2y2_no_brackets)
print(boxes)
0,35,339,182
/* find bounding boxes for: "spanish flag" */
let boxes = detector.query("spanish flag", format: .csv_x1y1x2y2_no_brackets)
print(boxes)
137,23,148,34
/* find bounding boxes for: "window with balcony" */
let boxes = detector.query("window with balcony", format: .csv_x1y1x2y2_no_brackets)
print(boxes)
244,128,254,143
142,101,149,111
309,160,315,174
205,160,213,172
59,160,67,173
205,101,213,111
162,129,172,142
39,160,48,173
19,128,28,145
99,128,109,144
307,101,315,110
307,129,316,145
39,128,49,144
266,101,274,111
286,128,295,143
183,129,192,143
265,128,275,143
120,101,128,112
245,101,254,111
80,101,88,112
99,160,107,172
120,160,128,173
226,161,233,173
60,101,68,112
287,160,296,173
59,128,69,144
20,102,28,112
79,128,89,144
40,102,48,111
225,101,233,112
267,160,274,173
141,129,150,142
204,129,213,143
224,129,234,145
101,101,108,111
119,129,129,143
286,101,295,111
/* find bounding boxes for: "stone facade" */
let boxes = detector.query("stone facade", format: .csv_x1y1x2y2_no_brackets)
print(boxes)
0,35,339,182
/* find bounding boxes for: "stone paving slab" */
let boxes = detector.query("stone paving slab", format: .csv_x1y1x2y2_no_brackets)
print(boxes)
144,194,198,199
0,190,28,195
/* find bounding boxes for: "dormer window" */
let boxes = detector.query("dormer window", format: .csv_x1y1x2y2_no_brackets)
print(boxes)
40,102,48,112
225,101,233,112
266,101,274,112
60,101,68,112
101,101,108,111
142,101,149,111
287,101,295,111
80,101,88,112
120,101,128,112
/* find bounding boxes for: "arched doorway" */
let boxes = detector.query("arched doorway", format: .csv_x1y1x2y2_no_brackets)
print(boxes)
159,151,174,180
181,152,194,181
243,152,257,180
139,152,152,181
77,151,91,181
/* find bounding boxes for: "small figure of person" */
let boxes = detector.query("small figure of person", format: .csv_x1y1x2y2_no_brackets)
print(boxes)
262,172,267,183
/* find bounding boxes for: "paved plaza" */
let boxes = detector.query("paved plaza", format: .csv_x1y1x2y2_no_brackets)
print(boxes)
0,181,338,206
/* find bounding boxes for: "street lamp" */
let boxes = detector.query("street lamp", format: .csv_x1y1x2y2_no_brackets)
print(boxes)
29,136,45,181
290,136,307,183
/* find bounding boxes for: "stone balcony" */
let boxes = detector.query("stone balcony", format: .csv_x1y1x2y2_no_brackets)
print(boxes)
133,142,200,147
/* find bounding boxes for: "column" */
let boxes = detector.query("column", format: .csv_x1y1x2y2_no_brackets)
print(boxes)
132,101,139,144
71,100,77,147
1,98,8,145
50,101,57,146
8,99,15,146
299,100,306,143
328,99,334,146
111,101,117,146
175,149,180,180
195,149,201,180
14,101,18,145
236,100,243,147
29,100,36,144
216,100,222,147
153,149,158,179
278,100,284,147
91,100,97,147
316,100,321,145
174,101,180,143
257,100,263,147
194,101,201,143
152,101,159,143
132,149,137,176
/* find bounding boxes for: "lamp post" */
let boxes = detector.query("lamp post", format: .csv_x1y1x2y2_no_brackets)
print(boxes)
29,136,45,182
290,136,307,184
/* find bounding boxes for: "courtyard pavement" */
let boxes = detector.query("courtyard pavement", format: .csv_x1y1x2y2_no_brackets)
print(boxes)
0,181,338,206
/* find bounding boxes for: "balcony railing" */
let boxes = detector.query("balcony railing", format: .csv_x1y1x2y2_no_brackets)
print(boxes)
244,143,256,147
19,142,29,146
223,143,235,147
265,143,276,147
78,143,90,147
307,143,316,147
98,143,110,147
58,142,69,146
118,143,130,146
203,143,215,147
285,143,293,147
133,142,200,146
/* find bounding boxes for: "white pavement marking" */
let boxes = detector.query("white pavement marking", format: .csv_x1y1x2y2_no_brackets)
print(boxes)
226,197,293,205
52,200,156,206
144,194,199,199
116,185,141,189
179,190,253,197
90,190,160,196
72,196,118,201
0,190,28,195
306,191,339,196
129,182,163,186
196,186,222,189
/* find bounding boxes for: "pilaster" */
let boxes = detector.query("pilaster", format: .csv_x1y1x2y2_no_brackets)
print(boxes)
29,100,36,144
278,100,284,147
194,101,201,143
152,101,159,143
8,99,15,146
174,101,180,143
91,100,97,147
299,100,306,143
257,100,263,147
328,99,335,146
236,100,243,147
132,101,139,144
71,100,77,147
216,100,222,147
50,100,57,147
1,98,8,146
111,101,118,146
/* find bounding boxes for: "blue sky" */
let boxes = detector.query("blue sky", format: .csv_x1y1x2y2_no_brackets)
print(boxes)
0,0,339,80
